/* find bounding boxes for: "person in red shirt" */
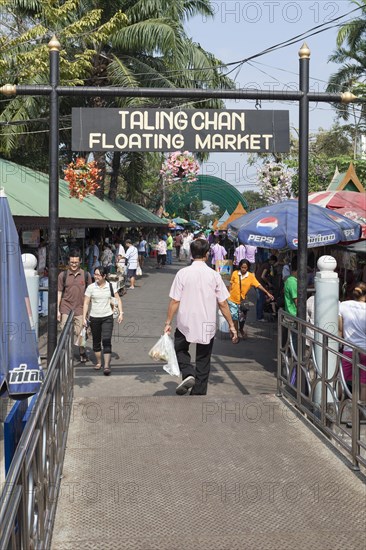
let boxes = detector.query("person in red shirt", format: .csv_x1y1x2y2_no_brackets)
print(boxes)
57,249,92,363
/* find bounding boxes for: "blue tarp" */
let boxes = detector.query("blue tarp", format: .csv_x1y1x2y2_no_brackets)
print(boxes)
0,189,43,399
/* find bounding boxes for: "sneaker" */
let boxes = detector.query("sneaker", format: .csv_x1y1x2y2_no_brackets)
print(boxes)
176,375,195,395
257,318,266,323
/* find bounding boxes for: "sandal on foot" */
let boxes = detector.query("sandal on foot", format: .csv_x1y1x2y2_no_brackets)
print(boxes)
93,363,102,371
80,354,88,363
103,367,111,376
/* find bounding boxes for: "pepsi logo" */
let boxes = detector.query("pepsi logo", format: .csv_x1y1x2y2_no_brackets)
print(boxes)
256,217,278,231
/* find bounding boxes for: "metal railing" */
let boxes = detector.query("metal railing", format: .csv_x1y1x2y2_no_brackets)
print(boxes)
0,313,74,549
277,309,366,471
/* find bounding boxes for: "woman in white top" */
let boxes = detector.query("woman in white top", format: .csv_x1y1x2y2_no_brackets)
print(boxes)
83,266,123,375
339,282,366,401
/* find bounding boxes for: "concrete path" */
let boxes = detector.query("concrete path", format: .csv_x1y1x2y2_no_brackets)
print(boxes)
72,259,278,399
51,258,365,549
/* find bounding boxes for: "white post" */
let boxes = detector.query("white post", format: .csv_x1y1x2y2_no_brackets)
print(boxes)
313,255,339,405
22,253,39,338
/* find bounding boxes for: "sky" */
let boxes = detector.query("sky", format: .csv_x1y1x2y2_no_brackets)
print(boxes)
184,0,358,197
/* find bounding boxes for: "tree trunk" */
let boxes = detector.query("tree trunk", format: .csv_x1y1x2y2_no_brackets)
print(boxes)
94,151,106,200
108,152,121,202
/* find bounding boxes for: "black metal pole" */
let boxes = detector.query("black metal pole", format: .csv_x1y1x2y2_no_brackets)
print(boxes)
297,44,310,321
47,36,61,362
3,85,356,105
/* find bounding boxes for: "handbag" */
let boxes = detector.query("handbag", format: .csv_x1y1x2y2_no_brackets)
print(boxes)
109,282,119,318
239,274,250,313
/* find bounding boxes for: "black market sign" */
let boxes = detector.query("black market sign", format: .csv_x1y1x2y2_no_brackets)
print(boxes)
72,108,290,153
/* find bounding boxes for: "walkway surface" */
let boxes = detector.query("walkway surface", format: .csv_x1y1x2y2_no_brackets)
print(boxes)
51,259,365,549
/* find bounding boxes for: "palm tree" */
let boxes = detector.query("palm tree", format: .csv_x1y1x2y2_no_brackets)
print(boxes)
0,0,128,163
96,0,234,201
335,0,366,50
0,0,234,203
327,0,366,129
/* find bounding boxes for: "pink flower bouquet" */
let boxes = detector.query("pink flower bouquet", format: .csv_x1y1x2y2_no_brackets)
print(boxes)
160,151,200,184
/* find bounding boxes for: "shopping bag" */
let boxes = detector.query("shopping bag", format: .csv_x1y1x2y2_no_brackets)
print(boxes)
148,334,180,377
136,265,142,277
75,327,87,347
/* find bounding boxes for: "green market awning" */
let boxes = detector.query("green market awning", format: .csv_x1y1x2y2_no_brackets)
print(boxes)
0,159,166,229
112,197,167,226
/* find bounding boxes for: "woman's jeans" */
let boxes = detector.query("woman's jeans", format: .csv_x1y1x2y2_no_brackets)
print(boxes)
90,315,113,353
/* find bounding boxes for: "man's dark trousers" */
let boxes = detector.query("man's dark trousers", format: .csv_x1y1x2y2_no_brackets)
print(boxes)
174,328,214,395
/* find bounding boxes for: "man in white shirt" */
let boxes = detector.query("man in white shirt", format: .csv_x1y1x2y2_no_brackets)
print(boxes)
164,239,238,395
233,243,246,267
244,244,257,271
124,240,139,289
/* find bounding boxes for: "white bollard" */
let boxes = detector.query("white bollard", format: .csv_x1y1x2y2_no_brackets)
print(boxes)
313,255,339,406
22,253,39,338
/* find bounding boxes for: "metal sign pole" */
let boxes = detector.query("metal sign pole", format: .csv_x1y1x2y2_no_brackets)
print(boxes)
297,44,310,321
47,36,61,362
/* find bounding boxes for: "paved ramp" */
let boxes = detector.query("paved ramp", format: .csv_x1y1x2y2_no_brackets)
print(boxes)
52,395,365,549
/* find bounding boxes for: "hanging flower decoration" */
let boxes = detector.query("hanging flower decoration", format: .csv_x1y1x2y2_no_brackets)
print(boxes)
258,162,294,205
64,157,101,201
160,151,200,184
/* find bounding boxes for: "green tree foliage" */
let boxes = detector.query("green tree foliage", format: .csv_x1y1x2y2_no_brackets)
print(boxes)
327,0,366,125
0,0,234,204
248,125,357,196
0,0,127,157
241,191,266,212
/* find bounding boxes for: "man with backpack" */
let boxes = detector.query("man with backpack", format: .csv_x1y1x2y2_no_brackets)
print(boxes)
57,248,92,362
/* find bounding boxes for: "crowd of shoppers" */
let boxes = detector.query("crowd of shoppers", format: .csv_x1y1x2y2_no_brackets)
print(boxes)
59,228,365,404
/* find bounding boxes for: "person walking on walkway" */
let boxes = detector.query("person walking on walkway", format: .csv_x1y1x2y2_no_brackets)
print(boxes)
86,239,100,275
166,231,173,265
58,248,92,363
83,266,123,375
164,238,238,395
101,243,113,270
233,242,246,269
210,237,227,270
137,235,147,268
284,257,298,316
244,244,257,272
156,235,167,268
339,282,366,402
124,239,139,289
180,231,192,263
228,259,274,339
283,257,298,355
174,232,183,260
255,254,277,321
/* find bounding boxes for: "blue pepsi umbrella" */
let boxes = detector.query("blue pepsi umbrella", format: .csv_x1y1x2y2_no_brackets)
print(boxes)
228,199,361,249
0,188,43,399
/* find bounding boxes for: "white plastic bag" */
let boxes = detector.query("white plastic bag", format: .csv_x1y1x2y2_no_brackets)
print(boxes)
75,327,87,347
148,334,180,377
136,265,142,277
